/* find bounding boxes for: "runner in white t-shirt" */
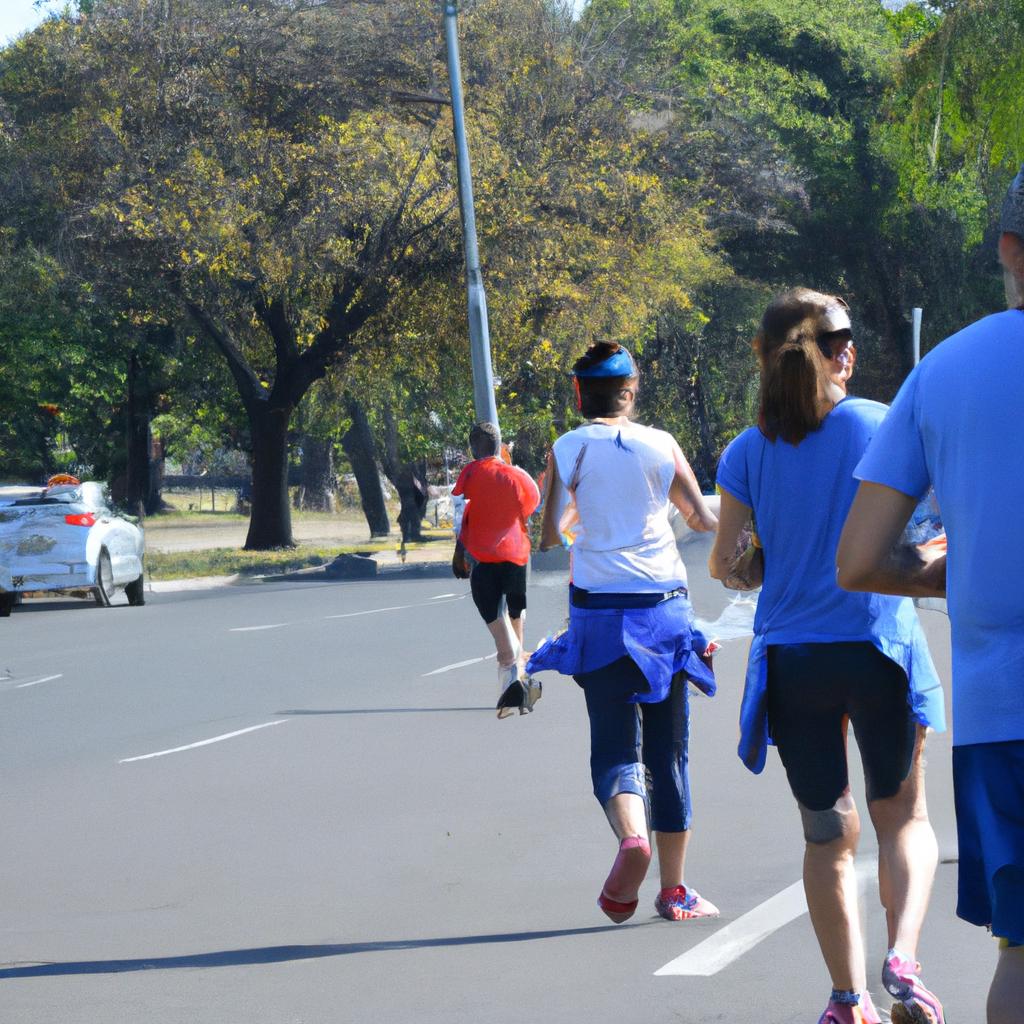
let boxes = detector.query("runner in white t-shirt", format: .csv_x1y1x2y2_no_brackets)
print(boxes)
528,341,720,925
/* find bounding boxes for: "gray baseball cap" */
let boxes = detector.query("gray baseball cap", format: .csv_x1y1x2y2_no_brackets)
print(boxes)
1000,163,1024,239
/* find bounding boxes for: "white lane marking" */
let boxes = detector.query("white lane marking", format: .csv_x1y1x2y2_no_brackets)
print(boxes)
326,596,464,620
230,623,288,632
655,880,807,976
655,860,878,976
326,605,406,619
15,674,64,689
422,652,497,676
120,720,287,764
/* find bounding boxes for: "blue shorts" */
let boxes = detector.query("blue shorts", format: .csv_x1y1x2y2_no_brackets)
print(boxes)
953,740,1024,945
575,656,692,832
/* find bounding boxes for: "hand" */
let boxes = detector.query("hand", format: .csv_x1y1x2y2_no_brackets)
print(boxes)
452,550,470,579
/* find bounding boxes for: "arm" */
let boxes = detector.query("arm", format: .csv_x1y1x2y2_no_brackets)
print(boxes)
708,488,753,582
517,467,541,518
836,481,946,597
538,451,566,551
669,440,717,531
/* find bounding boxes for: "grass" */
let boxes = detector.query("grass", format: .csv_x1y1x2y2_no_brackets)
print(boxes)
146,528,453,580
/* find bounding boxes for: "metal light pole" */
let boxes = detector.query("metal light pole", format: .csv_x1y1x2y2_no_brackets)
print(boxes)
442,2,499,429
911,307,923,366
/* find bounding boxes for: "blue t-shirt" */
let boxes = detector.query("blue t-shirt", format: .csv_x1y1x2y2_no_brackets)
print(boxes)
717,398,944,772
855,309,1024,747
719,399,915,642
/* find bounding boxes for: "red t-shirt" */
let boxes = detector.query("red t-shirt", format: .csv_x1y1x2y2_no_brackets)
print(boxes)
453,458,540,565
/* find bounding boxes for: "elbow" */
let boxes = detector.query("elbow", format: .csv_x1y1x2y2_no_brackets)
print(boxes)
835,559,870,593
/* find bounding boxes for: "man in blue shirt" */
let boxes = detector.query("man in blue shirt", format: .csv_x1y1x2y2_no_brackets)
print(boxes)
837,164,1024,1024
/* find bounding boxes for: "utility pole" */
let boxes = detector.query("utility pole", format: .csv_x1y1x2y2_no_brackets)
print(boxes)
442,2,499,429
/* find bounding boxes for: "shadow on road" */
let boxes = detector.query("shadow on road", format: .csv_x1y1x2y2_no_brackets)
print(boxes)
277,707,493,715
0,924,649,978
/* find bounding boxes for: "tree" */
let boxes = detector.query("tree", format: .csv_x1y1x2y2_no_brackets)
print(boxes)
0,0,457,547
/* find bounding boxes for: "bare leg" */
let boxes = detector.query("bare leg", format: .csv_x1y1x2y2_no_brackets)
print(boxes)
802,791,866,992
510,612,525,651
989,944,1024,1024
655,829,691,889
866,725,937,956
604,792,648,842
486,613,519,667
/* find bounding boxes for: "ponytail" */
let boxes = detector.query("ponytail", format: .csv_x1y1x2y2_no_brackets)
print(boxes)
755,288,841,444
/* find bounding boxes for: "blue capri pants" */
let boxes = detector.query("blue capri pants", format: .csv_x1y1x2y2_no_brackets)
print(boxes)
575,655,691,832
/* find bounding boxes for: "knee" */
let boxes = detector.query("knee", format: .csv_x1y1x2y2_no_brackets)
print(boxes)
593,763,647,807
799,791,859,847
868,778,930,835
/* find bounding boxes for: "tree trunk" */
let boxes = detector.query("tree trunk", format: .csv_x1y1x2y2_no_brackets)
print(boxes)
295,435,335,512
124,351,151,517
683,362,716,492
245,404,294,549
379,403,427,542
394,461,428,543
341,398,390,537
145,433,166,515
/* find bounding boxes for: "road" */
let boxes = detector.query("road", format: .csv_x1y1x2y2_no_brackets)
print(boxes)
0,531,991,1023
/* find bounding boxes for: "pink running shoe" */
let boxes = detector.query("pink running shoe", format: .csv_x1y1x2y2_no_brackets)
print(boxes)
817,991,881,1024
653,884,720,921
597,836,651,923
883,951,945,1024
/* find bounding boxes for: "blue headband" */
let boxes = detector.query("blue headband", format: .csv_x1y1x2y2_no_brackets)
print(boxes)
573,346,637,378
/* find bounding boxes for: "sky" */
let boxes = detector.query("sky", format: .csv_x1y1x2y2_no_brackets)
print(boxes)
0,0,593,45
0,1,66,44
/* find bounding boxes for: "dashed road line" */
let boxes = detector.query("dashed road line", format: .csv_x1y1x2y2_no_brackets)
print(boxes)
120,720,287,764
422,653,496,677
15,674,64,689
230,623,288,632
326,605,406,620
326,596,464,620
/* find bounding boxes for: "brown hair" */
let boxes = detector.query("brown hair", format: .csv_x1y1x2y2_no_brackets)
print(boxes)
573,342,637,418
469,421,501,458
755,288,844,444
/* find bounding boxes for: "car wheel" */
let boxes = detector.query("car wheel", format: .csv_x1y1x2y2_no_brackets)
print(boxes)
94,550,114,607
125,569,145,607
0,596,13,618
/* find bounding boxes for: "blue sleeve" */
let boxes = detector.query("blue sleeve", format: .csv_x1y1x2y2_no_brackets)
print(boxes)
716,431,753,506
854,371,930,500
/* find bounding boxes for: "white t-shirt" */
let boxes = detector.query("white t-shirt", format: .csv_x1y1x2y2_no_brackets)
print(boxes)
552,421,686,593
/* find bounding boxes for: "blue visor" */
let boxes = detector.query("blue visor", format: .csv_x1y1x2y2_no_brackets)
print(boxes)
573,346,637,378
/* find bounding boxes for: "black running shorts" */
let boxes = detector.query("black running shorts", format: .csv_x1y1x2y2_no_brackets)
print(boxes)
766,641,917,810
470,560,528,623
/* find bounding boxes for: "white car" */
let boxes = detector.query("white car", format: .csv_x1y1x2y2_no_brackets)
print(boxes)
0,481,145,615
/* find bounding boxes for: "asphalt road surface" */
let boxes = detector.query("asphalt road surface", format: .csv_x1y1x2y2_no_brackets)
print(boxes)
0,532,993,1023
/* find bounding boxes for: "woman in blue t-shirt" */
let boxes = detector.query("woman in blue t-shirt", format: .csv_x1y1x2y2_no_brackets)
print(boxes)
709,289,946,1024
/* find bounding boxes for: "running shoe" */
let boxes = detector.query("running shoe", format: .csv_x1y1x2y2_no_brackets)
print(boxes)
883,951,944,1024
817,991,881,1024
520,674,542,714
598,835,651,923
495,660,524,719
653,885,720,921
496,658,542,718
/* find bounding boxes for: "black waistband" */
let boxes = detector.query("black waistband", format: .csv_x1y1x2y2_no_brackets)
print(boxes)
570,584,687,609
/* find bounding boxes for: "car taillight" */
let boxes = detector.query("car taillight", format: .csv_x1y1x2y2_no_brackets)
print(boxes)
64,513,96,527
